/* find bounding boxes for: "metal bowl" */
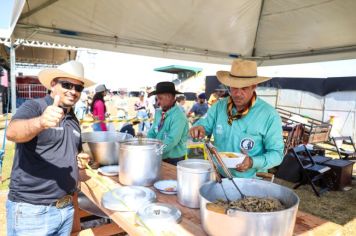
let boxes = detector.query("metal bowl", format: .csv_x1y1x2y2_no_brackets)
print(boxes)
199,178,299,236
82,131,133,166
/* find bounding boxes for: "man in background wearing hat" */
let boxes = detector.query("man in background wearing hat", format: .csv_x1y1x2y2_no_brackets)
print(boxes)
188,92,209,124
208,84,228,106
6,61,94,235
190,59,284,178
147,81,189,166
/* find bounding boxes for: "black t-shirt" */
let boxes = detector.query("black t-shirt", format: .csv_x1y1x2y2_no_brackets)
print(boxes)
8,95,82,205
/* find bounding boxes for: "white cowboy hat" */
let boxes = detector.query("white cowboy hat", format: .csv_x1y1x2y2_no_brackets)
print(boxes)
38,60,95,89
216,59,271,88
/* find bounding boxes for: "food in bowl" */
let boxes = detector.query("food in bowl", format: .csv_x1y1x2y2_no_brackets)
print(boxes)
222,153,238,158
213,196,285,212
219,152,245,168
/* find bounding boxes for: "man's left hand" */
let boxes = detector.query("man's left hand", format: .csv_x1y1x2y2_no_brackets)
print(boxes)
77,152,91,169
236,151,253,172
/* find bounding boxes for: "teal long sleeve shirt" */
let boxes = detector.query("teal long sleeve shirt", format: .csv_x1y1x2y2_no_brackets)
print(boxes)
147,104,188,159
195,97,284,178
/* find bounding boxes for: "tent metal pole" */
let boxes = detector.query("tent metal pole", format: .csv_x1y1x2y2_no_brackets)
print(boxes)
10,38,17,114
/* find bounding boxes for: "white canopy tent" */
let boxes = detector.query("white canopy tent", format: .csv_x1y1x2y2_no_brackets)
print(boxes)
5,0,356,66
1,0,356,113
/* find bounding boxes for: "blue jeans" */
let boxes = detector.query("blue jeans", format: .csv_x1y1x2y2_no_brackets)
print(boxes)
6,199,74,236
137,110,150,132
92,122,107,131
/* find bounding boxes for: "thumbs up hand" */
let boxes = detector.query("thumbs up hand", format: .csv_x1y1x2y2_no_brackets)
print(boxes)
40,95,65,129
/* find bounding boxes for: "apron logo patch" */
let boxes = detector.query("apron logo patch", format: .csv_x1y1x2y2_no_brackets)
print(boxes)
240,138,255,151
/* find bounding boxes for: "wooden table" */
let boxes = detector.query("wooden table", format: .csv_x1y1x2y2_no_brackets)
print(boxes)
75,162,343,236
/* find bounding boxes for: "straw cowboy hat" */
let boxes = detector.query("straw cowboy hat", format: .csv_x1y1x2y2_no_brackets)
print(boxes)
38,60,95,89
148,81,183,97
216,59,271,88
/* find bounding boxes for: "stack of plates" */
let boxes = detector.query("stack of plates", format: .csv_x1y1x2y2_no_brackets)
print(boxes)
101,186,156,212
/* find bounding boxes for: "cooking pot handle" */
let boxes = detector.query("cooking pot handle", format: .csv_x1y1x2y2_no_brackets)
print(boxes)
156,144,167,154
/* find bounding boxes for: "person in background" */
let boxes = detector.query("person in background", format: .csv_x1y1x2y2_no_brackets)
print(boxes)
135,91,150,132
176,95,187,114
119,119,141,137
208,84,228,106
91,84,108,131
74,92,88,120
188,92,209,123
115,89,129,119
6,60,94,235
146,86,157,118
190,59,284,178
147,82,189,166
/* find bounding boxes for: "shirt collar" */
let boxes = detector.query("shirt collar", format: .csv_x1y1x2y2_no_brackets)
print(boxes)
161,104,177,116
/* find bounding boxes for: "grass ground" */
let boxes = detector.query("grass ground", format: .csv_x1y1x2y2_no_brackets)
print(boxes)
1,142,355,235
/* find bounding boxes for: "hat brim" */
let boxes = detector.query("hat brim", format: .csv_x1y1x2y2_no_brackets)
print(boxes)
216,71,271,88
38,68,95,90
148,90,183,97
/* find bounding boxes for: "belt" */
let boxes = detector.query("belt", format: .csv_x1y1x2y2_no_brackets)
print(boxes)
9,193,74,208
50,194,73,209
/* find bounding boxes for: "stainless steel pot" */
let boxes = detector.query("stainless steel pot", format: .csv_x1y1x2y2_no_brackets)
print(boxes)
119,138,163,186
177,159,214,208
81,131,133,166
199,178,299,236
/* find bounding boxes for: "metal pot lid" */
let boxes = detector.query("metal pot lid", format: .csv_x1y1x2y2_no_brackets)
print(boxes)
101,186,156,212
177,159,213,173
136,203,182,226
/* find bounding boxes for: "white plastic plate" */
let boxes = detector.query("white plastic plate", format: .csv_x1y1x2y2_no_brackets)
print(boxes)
154,180,177,195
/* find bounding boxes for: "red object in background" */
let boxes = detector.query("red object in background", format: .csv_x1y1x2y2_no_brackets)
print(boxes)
16,75,48,99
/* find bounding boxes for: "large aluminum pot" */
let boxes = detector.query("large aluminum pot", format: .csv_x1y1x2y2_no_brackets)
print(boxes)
177,160,214,208
199,178,299,236
119,138,163,186
82,131,133,166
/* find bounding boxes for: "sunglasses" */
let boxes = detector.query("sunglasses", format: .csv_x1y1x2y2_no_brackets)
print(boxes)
57,80,84,92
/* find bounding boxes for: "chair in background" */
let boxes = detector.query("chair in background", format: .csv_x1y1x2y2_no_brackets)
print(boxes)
331,136,356,161
283,123,305,155
290,145,333,197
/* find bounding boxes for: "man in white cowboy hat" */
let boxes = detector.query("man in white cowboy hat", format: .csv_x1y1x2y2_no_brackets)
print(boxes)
190,59,284,178
6,60,95,235
147,81,189,166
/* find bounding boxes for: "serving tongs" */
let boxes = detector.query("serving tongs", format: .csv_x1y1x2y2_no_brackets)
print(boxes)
204,144,232,214
204,142,246,215
205,142,246,199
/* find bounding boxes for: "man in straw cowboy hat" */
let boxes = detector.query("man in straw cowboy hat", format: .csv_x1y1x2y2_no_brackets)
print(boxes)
190,59,284,178
6,60,94,235
147,81,189,166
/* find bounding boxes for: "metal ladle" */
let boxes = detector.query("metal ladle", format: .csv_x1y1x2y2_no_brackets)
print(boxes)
205,142,246,199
